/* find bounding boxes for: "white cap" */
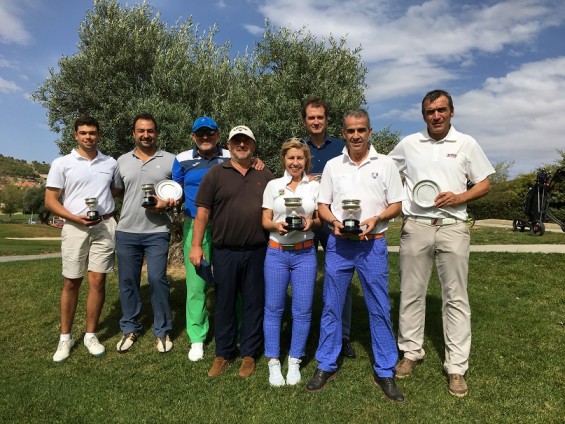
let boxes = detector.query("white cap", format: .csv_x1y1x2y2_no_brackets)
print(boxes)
228,125,256,142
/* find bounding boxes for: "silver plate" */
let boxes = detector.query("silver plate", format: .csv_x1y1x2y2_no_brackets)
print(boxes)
155,180,183,201
413,180,441,208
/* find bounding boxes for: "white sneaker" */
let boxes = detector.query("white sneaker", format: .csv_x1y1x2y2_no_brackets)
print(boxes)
286,356,302,385
53,339,75,362
84,335,105,357
188,342,204,361
268,359,285,387
156,334,173,353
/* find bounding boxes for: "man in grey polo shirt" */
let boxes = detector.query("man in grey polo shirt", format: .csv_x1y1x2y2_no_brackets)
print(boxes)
114,113,179,354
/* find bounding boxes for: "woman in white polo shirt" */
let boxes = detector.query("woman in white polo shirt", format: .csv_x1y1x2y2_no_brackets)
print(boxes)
261,139,321,387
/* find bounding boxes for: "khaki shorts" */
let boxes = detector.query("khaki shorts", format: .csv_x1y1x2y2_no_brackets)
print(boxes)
61,218,117,279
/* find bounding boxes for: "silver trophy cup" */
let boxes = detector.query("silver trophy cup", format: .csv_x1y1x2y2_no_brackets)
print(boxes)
341,199,361,234
85,197,100,221
141,183,157,207
284,197,304,231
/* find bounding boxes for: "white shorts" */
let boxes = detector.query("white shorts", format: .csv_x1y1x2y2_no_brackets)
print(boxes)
61,218,117,278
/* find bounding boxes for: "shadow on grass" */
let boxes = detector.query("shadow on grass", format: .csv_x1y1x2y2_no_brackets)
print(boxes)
97,268,188,344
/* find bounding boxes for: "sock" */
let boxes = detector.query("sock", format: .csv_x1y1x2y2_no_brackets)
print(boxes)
60,333,71,342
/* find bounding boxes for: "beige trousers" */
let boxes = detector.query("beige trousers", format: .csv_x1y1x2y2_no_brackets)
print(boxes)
397,219,471,375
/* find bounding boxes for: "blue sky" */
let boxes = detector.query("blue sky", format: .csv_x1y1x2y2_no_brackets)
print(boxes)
1,0,564,176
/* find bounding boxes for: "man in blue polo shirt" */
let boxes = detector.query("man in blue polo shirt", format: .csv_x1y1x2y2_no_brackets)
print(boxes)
301,97,355,359
172,116,230,362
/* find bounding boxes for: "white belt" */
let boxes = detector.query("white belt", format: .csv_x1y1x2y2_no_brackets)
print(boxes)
408,216,461,226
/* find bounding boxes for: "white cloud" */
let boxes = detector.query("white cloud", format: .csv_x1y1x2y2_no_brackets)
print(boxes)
0,1,32,45
0,56,17,68
255,0,563,101
456,57,565,173
244,24,263,35
0,76,22,93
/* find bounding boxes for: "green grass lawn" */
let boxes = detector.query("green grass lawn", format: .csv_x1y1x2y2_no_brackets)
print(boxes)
0,222,61,255
0,250,563,423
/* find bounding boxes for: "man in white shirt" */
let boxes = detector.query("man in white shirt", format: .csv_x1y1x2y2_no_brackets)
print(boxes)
45,117,118,362
389,89,494,397
305,109,405,402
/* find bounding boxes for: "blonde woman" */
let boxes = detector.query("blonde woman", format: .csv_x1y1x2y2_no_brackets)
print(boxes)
262,139,321,386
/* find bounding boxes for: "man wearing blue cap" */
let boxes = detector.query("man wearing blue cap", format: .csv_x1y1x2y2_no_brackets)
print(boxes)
172,116,228,361
172,116,264,362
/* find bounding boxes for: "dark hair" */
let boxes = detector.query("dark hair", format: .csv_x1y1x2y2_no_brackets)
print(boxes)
74,116,100,132
132,113,158,132
301,97,329,120
421,90,454,116
342,109,371,128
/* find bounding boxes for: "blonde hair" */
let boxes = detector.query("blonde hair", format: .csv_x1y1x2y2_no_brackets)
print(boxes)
280,138,311,174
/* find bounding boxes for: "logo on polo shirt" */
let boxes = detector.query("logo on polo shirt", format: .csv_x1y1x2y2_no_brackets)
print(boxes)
371,172,379,179
447,153,457,158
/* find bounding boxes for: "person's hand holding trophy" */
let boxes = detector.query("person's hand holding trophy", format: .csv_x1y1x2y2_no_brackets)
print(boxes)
141,180,182,213
281,197,316,233
80,197,103,226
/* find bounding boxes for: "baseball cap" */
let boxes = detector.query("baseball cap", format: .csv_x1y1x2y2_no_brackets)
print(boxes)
192,116,218,133
228,125,256,142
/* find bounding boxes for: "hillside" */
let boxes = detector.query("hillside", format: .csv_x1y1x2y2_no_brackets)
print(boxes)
0,155,49,179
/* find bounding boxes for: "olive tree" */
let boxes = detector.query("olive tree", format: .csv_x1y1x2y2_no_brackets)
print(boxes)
33,0,369,170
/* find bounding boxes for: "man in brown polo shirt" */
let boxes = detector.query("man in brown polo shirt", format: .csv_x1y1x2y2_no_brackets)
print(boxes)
190,125,274,378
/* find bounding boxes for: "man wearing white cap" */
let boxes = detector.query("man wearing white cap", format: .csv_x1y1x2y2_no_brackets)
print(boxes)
173,116,264,362
190,125,274,379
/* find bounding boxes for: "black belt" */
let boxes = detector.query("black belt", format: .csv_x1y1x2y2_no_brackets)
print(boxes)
101,213,114,221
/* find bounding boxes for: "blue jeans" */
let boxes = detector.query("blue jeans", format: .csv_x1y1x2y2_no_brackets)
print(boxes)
116,231,172,338
315,235,397,377
263,245,317,359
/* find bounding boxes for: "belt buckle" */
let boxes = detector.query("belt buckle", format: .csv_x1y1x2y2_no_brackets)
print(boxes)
281,244,295,251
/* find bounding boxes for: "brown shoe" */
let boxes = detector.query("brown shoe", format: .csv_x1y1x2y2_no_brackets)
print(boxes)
239,356,255,378
448,374,468,397
395,357,421,378
208,356,234,378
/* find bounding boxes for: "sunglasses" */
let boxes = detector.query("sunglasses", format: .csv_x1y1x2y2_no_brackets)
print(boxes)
194,129,217,137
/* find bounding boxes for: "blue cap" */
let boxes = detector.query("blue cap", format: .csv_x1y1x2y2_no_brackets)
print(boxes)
192,116,218,132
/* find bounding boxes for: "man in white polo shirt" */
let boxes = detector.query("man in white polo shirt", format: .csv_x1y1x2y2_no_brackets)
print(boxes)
305,109,405,402
389,89,494,397
45,116,119,362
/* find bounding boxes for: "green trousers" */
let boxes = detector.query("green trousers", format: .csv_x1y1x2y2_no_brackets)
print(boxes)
183,219,211,343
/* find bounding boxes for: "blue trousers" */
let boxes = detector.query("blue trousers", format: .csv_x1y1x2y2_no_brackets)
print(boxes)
263,245,317,359
315,235,397,377
314,225,352,340
212,246,266,359
116,231,172,338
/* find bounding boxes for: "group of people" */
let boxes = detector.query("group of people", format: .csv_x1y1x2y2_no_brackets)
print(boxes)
47,89,494,403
